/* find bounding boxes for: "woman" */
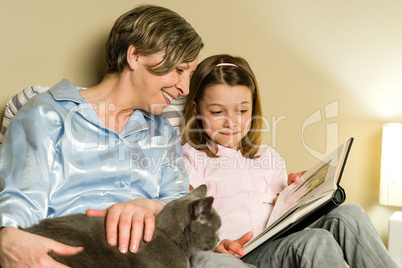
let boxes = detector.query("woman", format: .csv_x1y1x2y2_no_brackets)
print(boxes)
0,5,202,267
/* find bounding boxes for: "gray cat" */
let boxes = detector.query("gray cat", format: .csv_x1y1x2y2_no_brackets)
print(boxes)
24,185,221,268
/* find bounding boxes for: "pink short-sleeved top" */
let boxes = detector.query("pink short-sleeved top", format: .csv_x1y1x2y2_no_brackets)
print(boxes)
182,143,287,241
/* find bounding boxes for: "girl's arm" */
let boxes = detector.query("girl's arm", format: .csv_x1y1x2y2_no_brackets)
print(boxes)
272,171,307,205
287,170,307,185
213,232,254,258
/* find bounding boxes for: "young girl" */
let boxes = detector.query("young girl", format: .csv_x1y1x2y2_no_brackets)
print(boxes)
182,54,397,268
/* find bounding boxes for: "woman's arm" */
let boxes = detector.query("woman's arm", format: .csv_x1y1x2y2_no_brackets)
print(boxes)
86,121,186,254
0,226,83,267
158,126,190,203
0,102,57,226
86,198,164,254
0,100,85,267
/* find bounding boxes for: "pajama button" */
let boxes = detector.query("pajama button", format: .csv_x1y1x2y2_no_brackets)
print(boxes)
119,180,129,188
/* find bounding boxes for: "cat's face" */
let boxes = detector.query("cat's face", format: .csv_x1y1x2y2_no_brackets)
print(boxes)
188,194,221,250
156,185,221,252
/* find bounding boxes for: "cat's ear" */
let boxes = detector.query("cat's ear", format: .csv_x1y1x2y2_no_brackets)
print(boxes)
189,184,207,198
192,196,214,222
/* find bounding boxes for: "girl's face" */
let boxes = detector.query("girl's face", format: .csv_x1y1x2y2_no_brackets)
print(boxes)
132,52,198,115
195,84,253,150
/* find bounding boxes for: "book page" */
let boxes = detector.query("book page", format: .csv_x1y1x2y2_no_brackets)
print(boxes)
267,160,333,227
241,191,334,254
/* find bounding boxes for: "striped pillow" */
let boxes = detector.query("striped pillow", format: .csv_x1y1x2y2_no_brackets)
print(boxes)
0,86,186,148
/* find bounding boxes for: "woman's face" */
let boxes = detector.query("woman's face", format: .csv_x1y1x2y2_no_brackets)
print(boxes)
132,52,198,115
195,84,253,150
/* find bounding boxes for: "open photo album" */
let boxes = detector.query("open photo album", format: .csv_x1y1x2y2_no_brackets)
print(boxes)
242,138,354,257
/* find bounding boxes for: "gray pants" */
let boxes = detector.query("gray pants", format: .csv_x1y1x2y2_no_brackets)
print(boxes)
191,204,397,268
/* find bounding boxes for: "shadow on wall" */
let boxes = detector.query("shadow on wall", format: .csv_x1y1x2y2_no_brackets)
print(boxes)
0,32,109,123
66,32,109,87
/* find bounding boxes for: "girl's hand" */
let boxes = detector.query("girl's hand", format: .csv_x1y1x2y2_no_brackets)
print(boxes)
0,226,83,268
86,199,164,254
213,231,253,258
287,170,307,185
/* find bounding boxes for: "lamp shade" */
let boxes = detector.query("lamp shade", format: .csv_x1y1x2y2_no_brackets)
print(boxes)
380,123,402,207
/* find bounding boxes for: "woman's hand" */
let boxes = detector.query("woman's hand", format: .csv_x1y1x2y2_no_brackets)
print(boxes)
287,170,307,185
86,199,164,254
0,226,83,268
213,231,253,258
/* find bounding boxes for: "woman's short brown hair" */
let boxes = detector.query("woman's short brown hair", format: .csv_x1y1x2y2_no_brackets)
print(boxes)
182,54,264,159
105,5,203,75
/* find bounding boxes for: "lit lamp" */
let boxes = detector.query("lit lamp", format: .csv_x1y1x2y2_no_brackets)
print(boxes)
380,123,402,267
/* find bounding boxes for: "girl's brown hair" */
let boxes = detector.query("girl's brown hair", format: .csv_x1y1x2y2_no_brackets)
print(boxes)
105,5,203,75
181,54,263,159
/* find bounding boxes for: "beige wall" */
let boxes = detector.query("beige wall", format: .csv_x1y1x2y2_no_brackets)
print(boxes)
1,0,402,245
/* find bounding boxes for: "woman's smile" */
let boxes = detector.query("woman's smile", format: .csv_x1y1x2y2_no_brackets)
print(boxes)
162,90,174,104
